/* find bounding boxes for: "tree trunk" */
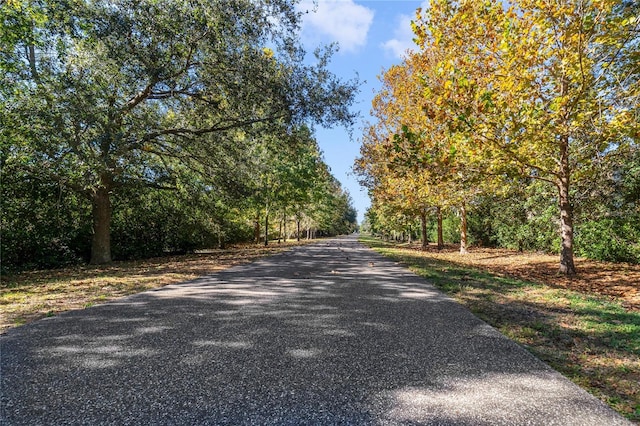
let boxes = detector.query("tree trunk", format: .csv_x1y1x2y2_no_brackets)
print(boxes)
558,136,576,275
297,219,301,242
27,44,40,82
283,213,287,242
437,206,444,250
90,184,112,264
408,224,412,244
459,202,468,255
278,218,282,244
254,214,261,244
264,212,269,246
420,210,428,250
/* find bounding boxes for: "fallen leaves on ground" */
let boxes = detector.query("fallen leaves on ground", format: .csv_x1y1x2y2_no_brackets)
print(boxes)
406,243,640,311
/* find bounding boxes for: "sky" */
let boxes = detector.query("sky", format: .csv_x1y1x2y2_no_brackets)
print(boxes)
296,0,428,224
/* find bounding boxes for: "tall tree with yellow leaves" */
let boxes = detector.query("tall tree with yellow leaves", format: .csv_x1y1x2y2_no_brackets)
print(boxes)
413,0,639,274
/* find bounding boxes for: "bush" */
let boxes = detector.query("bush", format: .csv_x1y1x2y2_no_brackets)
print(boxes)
1,173,254,270
1,174,92,272
110,187,245,260
575,218,640,263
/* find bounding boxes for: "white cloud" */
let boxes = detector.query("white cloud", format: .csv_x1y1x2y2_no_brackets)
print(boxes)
381,1,429,59
299,0,375,53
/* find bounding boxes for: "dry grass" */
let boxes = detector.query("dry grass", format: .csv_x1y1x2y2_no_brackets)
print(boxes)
362,237,640,423
0,241,310,334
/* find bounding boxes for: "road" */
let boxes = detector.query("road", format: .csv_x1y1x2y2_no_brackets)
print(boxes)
1,236,631,425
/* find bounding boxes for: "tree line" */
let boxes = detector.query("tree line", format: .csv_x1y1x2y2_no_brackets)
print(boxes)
1,0,358,271
355,0,639,274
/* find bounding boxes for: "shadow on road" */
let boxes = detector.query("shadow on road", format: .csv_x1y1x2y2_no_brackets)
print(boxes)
1,237,629,425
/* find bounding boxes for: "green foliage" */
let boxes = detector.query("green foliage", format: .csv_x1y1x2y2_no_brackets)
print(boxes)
484,182,560,254
1,0,359,265
314,179,358,236
575,219,640,263
1,0,358,264
437,214,461,244
572,147,640,263
110,187,213,260
1,170,92,271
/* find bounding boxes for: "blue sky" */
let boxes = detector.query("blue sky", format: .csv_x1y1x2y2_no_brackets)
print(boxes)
297,0,428,224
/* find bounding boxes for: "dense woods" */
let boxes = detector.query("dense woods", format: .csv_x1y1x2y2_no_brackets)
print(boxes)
1,0,358,271
356,0,639,273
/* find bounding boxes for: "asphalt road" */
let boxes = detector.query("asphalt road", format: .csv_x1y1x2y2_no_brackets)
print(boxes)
1,236,631,425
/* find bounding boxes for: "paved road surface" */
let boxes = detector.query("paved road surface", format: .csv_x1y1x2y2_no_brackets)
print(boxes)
1,236,631,425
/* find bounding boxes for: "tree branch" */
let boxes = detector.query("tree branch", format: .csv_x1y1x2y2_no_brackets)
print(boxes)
147,90,221,107
141,115,286,142
123,83,155,113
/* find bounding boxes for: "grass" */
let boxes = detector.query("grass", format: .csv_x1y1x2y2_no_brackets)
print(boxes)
360,235,640,423
0,240,310,334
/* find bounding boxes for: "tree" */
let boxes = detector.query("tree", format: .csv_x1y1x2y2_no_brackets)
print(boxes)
355,58,445,250
355,48,496,253
412,0,639,274
2,0,357,263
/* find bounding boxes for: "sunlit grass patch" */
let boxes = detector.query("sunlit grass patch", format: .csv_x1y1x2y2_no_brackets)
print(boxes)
360,235,640,422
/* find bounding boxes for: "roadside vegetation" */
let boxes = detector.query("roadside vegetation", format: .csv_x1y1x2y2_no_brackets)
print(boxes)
360,235,640,423
2,0,358,273
354,0,639,275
